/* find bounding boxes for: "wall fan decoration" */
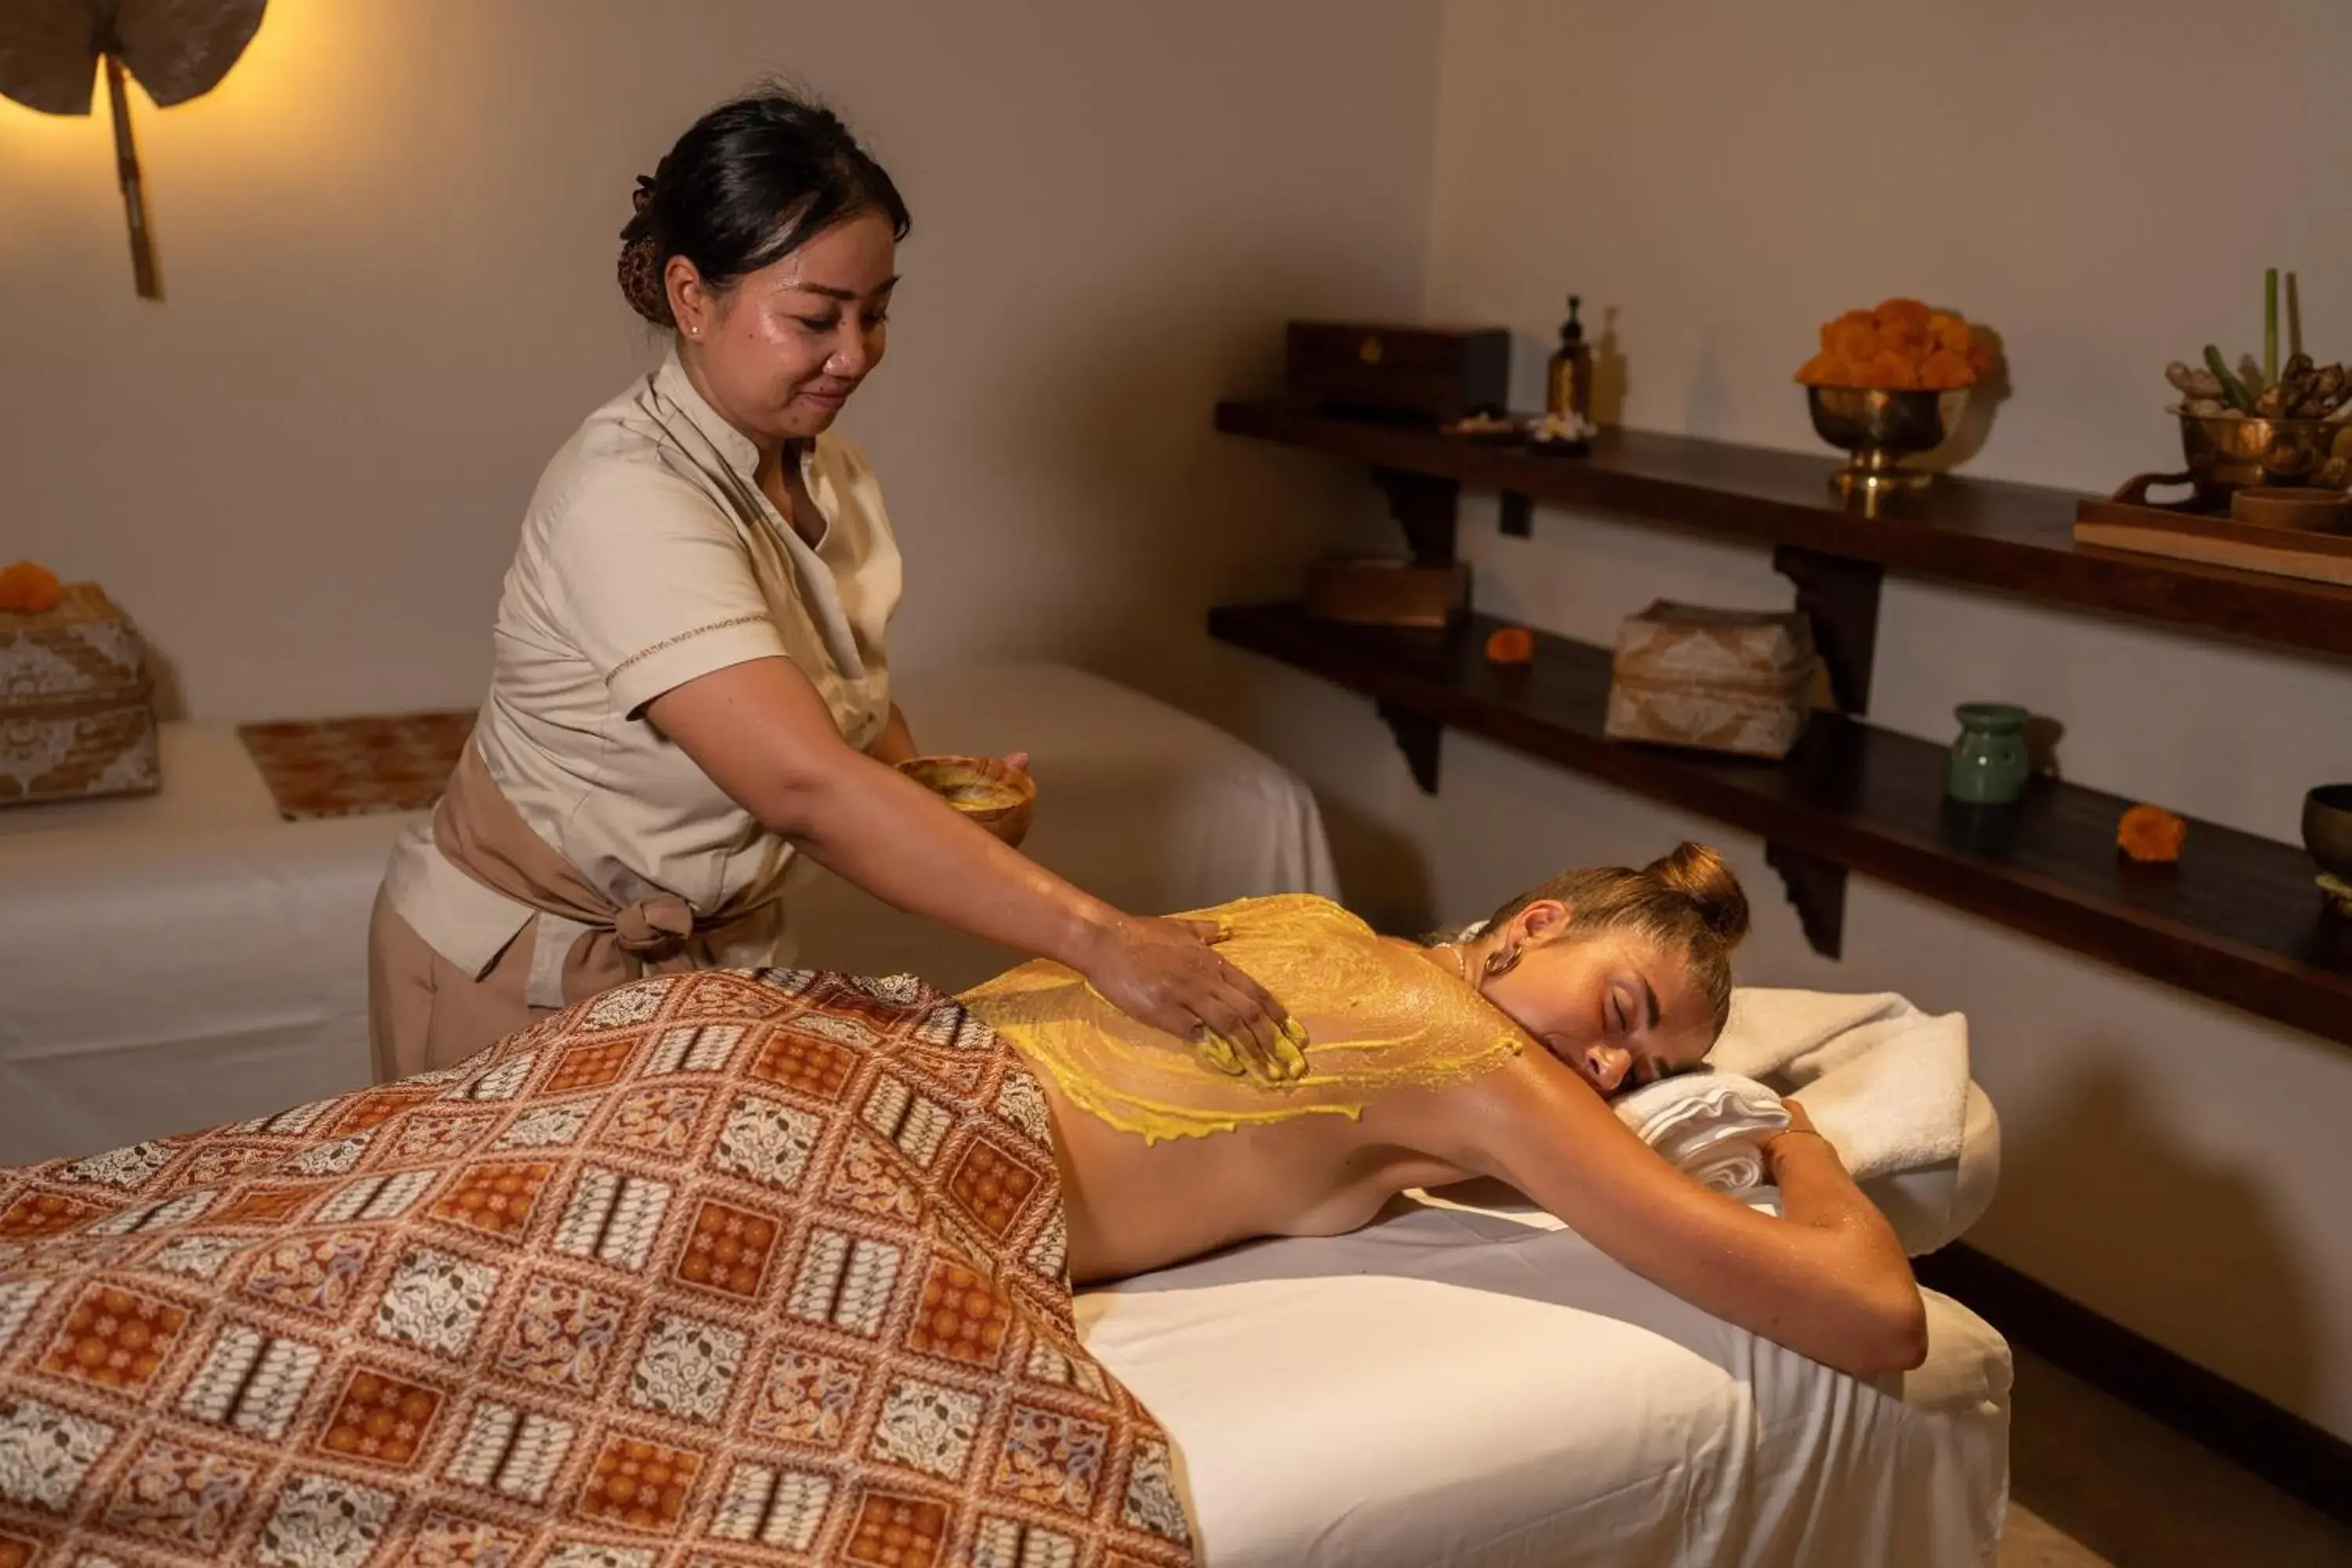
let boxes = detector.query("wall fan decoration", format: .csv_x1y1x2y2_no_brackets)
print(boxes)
0,1,269,298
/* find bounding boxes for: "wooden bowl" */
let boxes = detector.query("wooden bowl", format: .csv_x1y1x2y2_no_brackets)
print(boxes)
2303,785,2352,883
898,754,1035,848
2229,486,2352,533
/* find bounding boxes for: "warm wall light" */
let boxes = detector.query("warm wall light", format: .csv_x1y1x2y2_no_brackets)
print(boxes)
0,1,268,299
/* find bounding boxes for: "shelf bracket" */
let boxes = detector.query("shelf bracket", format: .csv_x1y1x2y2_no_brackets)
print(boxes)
1764,840,1846,959
1773,545,1882,714
1498,492,1534,539
1376,702,1443,794
1371,468,1460,565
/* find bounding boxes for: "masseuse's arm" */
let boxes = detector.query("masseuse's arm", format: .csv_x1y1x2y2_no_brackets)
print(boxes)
648,655,1292,1067
1437,1053,1926,1377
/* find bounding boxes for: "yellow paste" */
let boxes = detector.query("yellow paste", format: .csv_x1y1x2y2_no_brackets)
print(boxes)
960,894,1523,1143
924,766,1021,809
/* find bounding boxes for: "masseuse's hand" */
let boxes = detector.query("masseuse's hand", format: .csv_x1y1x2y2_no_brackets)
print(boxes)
1076,914,1308,1083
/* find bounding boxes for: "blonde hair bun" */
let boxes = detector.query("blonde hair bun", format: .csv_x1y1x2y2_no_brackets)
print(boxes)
1643,841,1751,942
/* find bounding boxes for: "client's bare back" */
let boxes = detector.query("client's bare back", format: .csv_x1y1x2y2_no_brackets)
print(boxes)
960,895,1523,1280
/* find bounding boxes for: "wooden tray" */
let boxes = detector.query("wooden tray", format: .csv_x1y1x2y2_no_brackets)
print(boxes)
2073,473,2352,588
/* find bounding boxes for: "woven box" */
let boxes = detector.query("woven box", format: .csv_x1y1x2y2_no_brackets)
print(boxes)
1604,601,1817,760
0,583,159,806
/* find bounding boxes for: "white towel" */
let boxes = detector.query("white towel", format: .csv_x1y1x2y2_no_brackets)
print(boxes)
1613,1070,1790,1192
1708,988,1970,1181
1449,924,1972,1183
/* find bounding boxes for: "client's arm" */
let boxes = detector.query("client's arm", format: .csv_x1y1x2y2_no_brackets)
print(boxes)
1436,1052,1927,1377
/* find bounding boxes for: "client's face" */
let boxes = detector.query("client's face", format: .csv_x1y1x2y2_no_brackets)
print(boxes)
1479,916,1715,1097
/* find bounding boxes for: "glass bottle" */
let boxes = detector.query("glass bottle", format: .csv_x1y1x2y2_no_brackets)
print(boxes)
1546,295,1592,422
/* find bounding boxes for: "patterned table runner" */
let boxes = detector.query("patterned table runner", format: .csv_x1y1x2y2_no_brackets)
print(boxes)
234,710,474,821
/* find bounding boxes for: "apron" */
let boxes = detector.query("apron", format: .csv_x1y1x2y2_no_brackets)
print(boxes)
367,742,784,1080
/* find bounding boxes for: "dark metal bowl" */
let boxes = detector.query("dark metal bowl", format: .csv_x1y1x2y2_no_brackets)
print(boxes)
2303,784,2352,881
2176,409,2352,506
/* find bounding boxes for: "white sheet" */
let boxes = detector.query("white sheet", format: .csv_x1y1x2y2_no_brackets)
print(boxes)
0,663,1338,1163
1080,1184,2011,1568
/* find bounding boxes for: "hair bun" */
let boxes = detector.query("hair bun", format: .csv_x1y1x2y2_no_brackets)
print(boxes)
1645,842,1750,942
615,233,673,327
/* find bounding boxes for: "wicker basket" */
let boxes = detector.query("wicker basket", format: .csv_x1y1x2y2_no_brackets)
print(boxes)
0,583,159,806
1604,601,1817,760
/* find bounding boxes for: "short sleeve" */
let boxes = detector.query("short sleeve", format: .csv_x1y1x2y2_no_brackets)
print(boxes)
542,464,788,714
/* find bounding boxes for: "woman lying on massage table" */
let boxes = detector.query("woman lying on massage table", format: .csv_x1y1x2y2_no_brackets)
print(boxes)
964,842,1929,1378
0,844,1921,1565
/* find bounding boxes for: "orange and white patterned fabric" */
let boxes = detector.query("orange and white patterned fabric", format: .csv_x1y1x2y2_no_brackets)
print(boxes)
0,970,1194,1567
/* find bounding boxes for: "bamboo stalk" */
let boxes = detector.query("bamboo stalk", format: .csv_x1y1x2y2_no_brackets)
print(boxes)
103,53,162,300
2264,267,2278,385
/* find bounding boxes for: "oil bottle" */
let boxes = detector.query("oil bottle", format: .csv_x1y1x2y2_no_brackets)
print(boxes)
1545,294,1592,423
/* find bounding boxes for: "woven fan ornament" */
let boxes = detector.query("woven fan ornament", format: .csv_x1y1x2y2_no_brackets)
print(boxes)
0,0,270,298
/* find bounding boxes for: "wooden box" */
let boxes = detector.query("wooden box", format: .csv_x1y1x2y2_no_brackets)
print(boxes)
1285,321,1510,422
1604,601,1817,760
1303,557,1470,629
1,583,159,806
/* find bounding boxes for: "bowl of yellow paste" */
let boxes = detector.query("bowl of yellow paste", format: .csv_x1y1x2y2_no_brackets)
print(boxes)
897,754,1035,848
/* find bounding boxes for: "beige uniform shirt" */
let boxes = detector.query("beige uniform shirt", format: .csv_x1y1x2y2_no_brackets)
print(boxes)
383,350,902,997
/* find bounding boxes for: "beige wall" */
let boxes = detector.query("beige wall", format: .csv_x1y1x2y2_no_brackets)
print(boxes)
0,0,1435,720
13,0,2352,1446
1279,0,2352,1437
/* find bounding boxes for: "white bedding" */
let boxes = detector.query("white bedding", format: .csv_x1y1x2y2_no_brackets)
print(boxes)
0,663,1337,1163
1081,1183,2010,1568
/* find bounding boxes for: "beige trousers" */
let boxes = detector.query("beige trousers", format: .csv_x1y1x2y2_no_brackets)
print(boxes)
366,885,552,1083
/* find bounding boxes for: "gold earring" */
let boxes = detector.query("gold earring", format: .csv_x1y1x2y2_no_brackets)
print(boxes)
1482,946,1520,979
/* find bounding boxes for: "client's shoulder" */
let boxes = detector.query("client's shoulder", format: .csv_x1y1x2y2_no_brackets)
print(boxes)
1200,891,1369,933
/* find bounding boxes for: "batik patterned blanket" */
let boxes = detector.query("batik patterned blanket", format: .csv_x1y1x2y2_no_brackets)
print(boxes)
0,969,1195,1568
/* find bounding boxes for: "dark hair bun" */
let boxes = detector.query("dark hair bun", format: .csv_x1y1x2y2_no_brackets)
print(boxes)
1646,841,1750,942
618,85,909,330
617,191,673,327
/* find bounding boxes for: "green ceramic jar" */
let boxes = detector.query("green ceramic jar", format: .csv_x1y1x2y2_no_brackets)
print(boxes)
1947,703,2031,804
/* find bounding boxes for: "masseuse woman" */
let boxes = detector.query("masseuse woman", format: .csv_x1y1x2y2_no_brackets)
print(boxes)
368,89,1293,1082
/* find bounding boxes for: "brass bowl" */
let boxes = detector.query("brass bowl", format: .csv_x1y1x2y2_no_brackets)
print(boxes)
1805,386,1969,497
2175,408,2352,507
897,754,1036,848
2305,785,2352,884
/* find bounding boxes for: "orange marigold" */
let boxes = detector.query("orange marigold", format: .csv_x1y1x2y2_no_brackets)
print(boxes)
1797,299,1994,390
0,561,62,615
2117,804,2187,864
1875,297,1933,332
1484,625,1535,666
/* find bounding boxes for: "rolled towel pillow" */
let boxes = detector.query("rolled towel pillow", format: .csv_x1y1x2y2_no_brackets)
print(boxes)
1613,1070,1791,1194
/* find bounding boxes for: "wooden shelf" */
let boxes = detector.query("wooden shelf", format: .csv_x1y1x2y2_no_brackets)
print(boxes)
1210,602,2352,1051
1217,398,2352,663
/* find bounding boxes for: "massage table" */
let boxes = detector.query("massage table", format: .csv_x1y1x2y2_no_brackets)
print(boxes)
0,663,1338,1164
1087,1181,2009,1567
0,660,2009,1564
